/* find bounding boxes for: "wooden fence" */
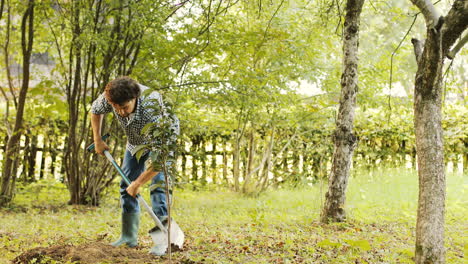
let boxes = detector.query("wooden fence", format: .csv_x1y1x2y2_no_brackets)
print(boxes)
0,133,466,185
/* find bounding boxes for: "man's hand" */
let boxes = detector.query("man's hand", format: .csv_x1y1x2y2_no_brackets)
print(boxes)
126,181,141,197
91,113,108,155
94,139,109,156
126,168,158,198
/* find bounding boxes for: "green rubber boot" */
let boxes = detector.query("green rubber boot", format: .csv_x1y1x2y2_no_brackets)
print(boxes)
111,212,140,247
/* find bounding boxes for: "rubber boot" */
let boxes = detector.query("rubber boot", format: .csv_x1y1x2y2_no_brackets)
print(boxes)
111,212,140,247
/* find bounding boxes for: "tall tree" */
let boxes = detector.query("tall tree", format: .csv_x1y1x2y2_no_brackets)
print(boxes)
0,0,13,136
321,0,365,223
58,0,145,205
55,0,190,205
409,0,467,263
0,0,35,206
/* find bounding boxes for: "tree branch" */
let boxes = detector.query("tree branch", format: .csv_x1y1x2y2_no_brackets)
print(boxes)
411,38,425,64
0,0,4,21
442,0,468,56
259,0,285,46
447,31,468,59
158,80,229,90
3,1,17,108
334,0,343,36
388,15,418,118
409,0,441,28
165,0,190,21
0,85,8,102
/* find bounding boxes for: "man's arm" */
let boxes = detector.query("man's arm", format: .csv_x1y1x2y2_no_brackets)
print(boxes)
90,93,112,155
126,91,177,197
126,167,159,197
90,113,109,155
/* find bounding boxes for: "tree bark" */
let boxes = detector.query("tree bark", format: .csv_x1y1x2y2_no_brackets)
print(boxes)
64,1,82,204
181,152,187,181
412,33,446,263
25,133,38,182
223,141,228,184
55,0,145,205
409,0,467,263
200,139,207,185
321,0,364,223
233,137,241,191
0,0,35,206
242,131,255,193
211,137,217,184
190,136,200,182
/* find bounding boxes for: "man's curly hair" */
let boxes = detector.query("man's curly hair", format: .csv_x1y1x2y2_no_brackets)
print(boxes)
105,76,141,105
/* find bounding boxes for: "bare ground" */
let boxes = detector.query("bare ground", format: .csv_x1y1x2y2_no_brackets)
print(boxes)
12,242,192,264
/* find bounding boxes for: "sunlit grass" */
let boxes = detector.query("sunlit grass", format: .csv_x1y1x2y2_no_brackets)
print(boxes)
1,167,466,263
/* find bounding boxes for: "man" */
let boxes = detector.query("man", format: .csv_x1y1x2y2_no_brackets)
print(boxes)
90,76,179,250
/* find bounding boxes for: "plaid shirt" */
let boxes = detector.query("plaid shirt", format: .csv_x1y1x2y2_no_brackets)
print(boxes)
91,84,180,156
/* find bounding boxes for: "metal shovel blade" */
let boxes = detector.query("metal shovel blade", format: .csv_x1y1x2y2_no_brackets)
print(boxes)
149,218,185,256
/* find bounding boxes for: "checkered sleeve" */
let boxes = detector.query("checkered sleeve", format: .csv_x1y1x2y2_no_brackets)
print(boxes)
91,93,113,115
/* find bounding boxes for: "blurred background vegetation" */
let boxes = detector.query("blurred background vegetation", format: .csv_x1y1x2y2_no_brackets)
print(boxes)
0,0,466,205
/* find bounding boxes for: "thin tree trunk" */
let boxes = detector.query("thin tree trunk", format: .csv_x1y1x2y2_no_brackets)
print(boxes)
259,127,275,191
242,131,255,193
412,35,446,263
321,0,364,223
181,153,187,182
191,137,199,182
0,0,35,206
223,141,228,184
39,141,48,179
211,137,217,184
200,139,207,185
65,1,82,204
242,146,248,185
0,0,4,21
2,0,16,110
26,134,38,182
464,139,468,173
51,144,58,179
233,138,241,191
409,0,467,263
1,0,14,140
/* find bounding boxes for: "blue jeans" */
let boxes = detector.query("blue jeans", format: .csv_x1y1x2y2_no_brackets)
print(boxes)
120,150,168,219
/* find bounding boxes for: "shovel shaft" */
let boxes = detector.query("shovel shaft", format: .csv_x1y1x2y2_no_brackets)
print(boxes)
86,133,110,152
104,150,131,185
138,196,167,232
103,150,167,233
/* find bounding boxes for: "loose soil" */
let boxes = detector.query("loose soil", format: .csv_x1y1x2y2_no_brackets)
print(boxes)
12,242,191,264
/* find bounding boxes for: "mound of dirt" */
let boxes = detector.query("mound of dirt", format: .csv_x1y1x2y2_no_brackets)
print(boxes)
12,242,161,264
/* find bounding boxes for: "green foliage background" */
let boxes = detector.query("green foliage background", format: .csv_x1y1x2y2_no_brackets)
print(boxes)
0,0,466,194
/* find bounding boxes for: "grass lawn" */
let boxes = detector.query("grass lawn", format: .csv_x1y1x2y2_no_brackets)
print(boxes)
0,167,466,263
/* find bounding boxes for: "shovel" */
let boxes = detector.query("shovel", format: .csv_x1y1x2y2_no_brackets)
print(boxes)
86,134,184,255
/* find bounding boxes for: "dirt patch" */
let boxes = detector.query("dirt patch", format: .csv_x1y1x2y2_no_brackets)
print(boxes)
12,242,176,264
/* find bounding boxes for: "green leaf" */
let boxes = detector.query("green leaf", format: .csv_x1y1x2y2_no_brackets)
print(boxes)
344,239,371,251
397,248,414,258
134,144,149,161
317,239,341,248
141,123,157,136
150,151,160,163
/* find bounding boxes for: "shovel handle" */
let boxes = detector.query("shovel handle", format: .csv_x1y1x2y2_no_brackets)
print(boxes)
103,150,167,233
86,133,110,152
88,134,168,233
